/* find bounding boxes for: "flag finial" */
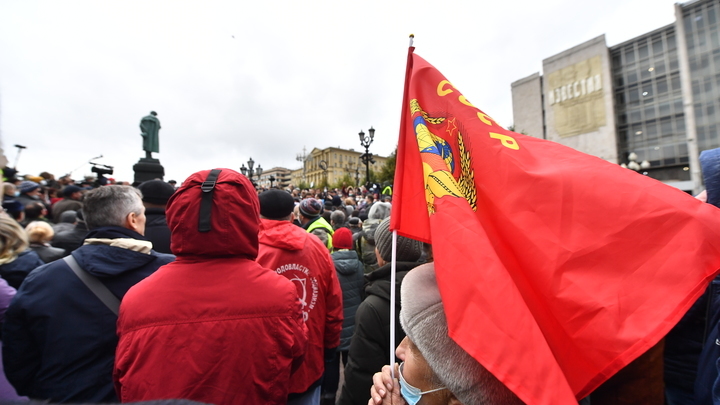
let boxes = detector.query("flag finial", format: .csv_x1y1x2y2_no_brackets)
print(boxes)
409,34,414,47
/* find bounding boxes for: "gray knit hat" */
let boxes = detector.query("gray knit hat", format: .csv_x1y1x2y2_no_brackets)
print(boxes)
400,264,523,404
374,217,422,262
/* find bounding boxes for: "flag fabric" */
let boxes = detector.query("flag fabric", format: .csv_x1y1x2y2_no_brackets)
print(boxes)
391,48,720,404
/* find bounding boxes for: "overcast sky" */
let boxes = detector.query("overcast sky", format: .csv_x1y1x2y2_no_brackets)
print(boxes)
0,0,680,184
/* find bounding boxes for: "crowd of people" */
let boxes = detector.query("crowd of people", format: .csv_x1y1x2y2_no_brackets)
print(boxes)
0,166,720,405
0,167,431,405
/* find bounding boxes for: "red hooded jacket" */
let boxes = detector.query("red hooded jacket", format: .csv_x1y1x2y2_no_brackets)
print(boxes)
257,218,343,394
114,169,307,405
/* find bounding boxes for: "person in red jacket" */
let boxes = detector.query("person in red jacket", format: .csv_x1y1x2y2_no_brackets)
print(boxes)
113,169,308,405
257,189,344,405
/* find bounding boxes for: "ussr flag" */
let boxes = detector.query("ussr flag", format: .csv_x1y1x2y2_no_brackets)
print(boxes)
391,48,720,404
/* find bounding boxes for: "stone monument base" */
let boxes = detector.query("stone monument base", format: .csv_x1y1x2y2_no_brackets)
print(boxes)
133,157,165,185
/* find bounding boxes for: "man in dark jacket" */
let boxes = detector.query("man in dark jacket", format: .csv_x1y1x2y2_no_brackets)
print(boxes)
50,185,83,223
2,185,174,403
136,180,174,254
15,181,43,208
338,216,423,405
51,210,89,256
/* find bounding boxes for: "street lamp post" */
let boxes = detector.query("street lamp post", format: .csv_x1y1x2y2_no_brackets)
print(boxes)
620,152,651,174
319,160,328,187
358,127,375,187
240,157,263,187
296,146,308,183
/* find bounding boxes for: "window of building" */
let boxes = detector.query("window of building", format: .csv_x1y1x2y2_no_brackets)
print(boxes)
625,47,636,64
709,4,717,26
618,113,627,125
646,120,658,138
685,15,694,35
661,118,673,137
653,37,664,55
668,33,677,51
641,61,652,80
628,70,638,84
628,85,640,104
670,73,681,91
645,105,656,120
656,77,669,95
663,145,677,164
674,98,684,114
639,43,649,59
695,102,704,123
659,101,672,117
642,81,654,100
676,114,686,133
654,60,666,75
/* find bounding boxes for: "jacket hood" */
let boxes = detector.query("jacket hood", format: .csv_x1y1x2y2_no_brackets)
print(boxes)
259,218,305,251
332,250,363,275
364,261,419,301
73,244,163,277
167,169,259,258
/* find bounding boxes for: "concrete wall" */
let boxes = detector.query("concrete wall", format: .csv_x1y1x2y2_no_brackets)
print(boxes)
511,73,545,139
542,35,619,163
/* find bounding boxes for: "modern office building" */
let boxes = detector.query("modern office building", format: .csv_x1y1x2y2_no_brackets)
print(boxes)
511,0,720,192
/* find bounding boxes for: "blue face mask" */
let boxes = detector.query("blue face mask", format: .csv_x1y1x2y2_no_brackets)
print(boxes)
13,191,19,197
398,362,446,405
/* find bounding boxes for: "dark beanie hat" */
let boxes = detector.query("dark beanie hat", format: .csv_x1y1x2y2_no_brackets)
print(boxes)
137,180,175,205
333,227,353,249
375,217,423,262
259,189,295,219
19,181,40,194
332,195,343,207
62,185,82,198
299,198,323,218
701,147,720,208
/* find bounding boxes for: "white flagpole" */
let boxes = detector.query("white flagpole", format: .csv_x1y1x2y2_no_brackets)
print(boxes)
389,230,398,378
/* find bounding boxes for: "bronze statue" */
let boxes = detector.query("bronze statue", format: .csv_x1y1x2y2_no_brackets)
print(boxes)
140,111,161,159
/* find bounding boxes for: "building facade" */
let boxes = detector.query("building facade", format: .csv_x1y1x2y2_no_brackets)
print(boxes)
256,167,292,189
299,146,387,188
511,0,720,192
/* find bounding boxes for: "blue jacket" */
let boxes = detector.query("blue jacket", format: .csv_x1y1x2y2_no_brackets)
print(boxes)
331,249,364,351
2,226,174,403
0,250,44,289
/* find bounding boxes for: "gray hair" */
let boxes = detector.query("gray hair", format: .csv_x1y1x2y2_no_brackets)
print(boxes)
83,186,143,230
330,210,346,227
368,202,391,220
401,265,523,405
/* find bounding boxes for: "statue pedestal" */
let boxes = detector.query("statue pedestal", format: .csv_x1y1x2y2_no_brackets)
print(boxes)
133,157,165,185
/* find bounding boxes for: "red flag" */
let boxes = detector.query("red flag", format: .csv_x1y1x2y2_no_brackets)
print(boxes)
391,49,720,404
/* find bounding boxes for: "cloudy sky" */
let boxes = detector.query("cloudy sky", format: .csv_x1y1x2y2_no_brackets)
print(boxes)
0,0,679,184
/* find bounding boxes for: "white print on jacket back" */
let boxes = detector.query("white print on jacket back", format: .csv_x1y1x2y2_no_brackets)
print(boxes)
276,263,319,322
